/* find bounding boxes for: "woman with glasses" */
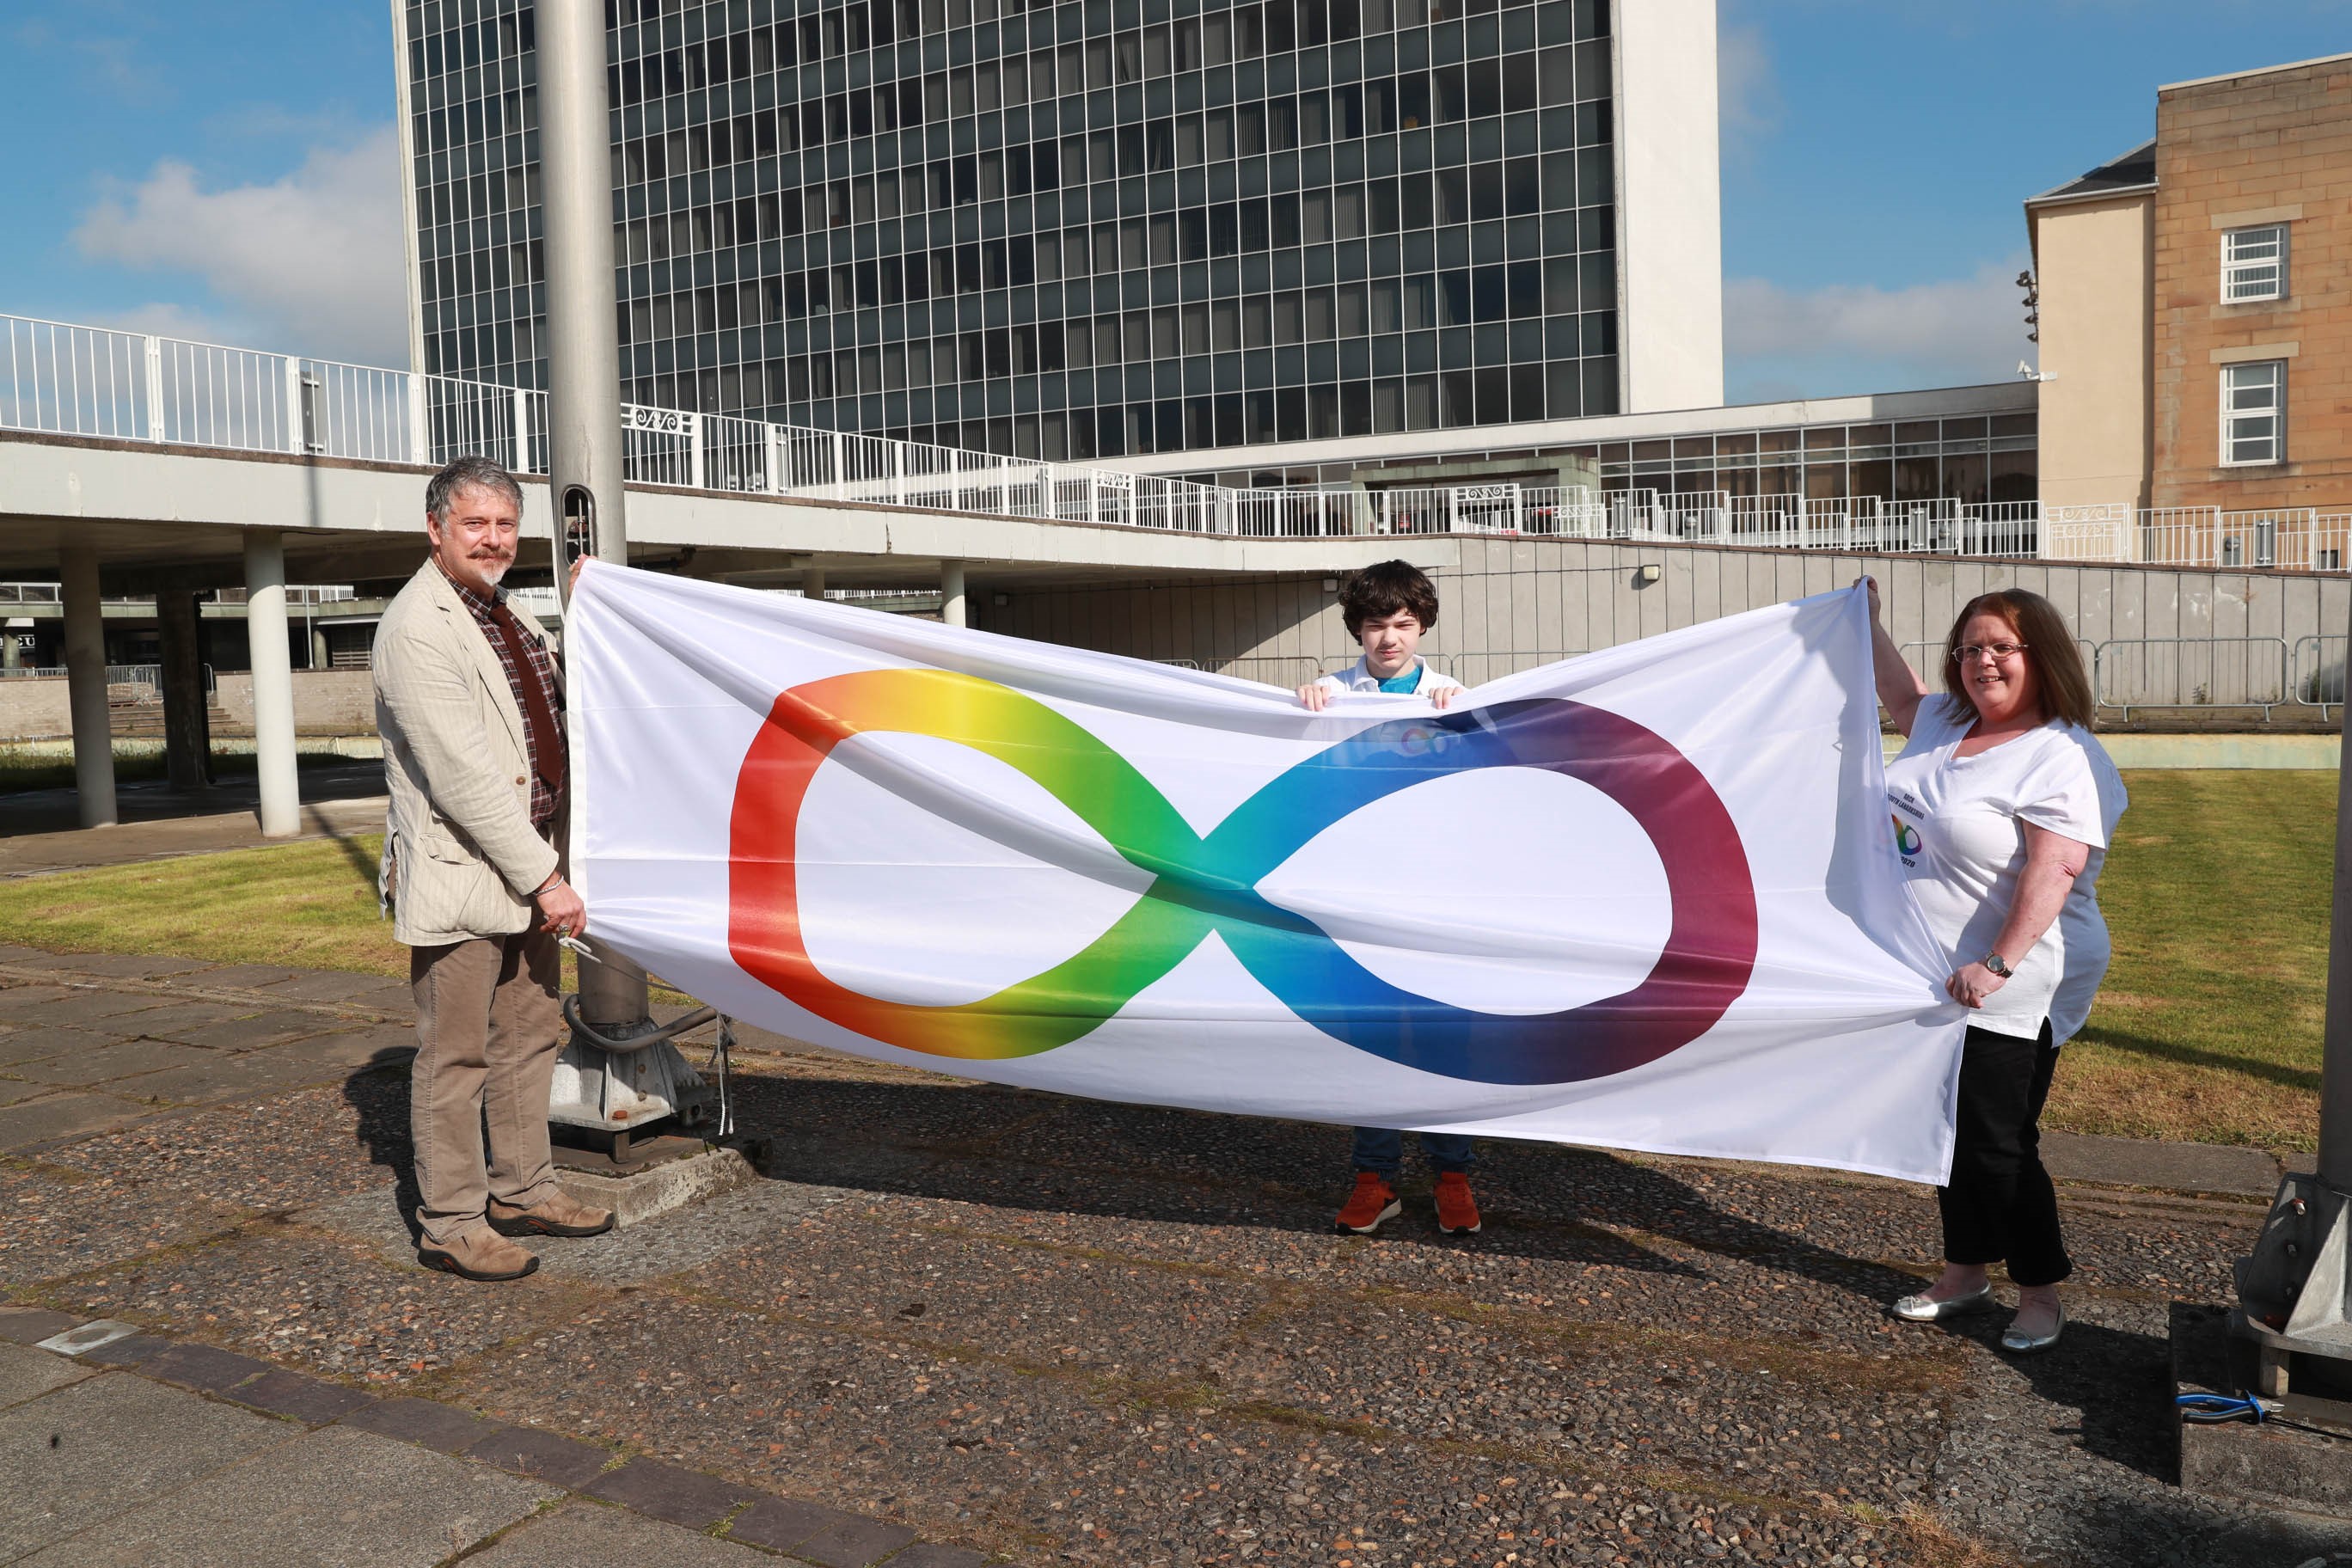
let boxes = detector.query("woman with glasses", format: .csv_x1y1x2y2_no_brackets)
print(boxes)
1858,579,2126,1353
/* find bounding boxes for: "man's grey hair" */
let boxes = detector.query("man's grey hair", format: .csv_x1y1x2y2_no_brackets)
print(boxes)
426,454,524,524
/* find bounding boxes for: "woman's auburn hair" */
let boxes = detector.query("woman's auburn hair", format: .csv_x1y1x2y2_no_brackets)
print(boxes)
1938,588,2096,730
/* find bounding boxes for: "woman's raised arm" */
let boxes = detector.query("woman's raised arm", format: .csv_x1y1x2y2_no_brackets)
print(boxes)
1858,576,1930,737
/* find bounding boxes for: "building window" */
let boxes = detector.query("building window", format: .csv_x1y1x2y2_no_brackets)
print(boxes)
2220,360,2286,466
2222,224,2288,303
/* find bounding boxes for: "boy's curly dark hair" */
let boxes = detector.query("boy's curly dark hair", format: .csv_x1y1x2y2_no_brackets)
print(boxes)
1339,560,1440,637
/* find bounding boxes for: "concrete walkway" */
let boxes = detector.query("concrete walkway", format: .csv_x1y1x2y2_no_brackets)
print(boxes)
0,766,387,879
0,943,2346,1568
0,1310,977,1566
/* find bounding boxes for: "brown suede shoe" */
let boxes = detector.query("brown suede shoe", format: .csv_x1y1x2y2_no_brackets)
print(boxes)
487,1188,616,1239
418,1227,540,1282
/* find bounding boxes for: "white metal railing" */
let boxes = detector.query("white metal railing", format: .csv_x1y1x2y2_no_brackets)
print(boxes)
9,310,2352,573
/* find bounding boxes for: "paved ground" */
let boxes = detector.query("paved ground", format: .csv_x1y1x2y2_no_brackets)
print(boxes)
0,764,388,878
0,1309,977,1567
2,943,2349,1567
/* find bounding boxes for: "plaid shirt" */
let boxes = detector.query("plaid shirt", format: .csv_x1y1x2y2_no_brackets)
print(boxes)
438,563,566,826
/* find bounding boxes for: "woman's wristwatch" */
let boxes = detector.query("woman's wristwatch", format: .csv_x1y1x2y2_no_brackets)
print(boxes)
1982,952,2012,978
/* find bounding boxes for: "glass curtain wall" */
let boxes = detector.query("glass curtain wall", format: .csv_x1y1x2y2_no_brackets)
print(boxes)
403,0,1624,460
1571,413,2039,506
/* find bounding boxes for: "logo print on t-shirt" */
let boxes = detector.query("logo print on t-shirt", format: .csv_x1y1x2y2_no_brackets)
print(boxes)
1891,814,1922,861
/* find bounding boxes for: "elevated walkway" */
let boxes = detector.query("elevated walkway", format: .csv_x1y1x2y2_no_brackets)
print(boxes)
0,430,1447,594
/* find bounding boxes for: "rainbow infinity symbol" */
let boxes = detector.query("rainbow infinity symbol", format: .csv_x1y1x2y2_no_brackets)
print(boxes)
728,668,1758,1087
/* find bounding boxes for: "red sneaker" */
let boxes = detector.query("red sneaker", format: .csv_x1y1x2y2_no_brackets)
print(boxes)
1434,1171,1482,1235
1334,1172,1401,1234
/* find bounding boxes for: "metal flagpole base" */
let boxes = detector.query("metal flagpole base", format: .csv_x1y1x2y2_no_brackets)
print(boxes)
550,941,720,1160
548,1029,716,1156
2230,1173,2352,1424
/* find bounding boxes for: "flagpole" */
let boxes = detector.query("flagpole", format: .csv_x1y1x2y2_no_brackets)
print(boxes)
2226,587,2352,1420
540,0,671,1099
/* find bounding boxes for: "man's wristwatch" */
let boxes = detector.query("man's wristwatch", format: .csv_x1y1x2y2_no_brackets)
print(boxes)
1982,952,2012,978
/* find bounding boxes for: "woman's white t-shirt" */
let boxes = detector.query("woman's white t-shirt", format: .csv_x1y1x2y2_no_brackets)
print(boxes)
1883,704,2125,1044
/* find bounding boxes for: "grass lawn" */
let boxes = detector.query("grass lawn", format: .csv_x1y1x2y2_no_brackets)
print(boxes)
2047,769,2334,1154
0,833,407,977
0,770,2333,1152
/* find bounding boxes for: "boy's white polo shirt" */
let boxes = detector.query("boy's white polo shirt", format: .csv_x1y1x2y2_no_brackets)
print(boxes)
1312,657,1465,698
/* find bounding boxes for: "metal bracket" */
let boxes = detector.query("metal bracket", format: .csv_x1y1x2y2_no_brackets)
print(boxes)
2232,1173,2352,1422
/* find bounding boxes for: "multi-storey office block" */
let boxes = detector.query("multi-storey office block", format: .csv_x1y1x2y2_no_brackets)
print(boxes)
394,0,1720,464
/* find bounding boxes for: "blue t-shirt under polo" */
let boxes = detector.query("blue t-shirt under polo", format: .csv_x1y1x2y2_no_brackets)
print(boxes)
1375,663,1424,694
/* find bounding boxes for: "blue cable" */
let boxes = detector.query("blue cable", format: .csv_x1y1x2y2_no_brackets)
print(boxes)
2175,1391,2269,1424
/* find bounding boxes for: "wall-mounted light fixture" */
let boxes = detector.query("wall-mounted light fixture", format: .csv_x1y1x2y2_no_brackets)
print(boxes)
1635,564,1663,587
1320,578,1338,592
993,592,1009,606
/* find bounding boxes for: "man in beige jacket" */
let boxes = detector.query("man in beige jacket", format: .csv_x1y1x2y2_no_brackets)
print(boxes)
374,455,613,1281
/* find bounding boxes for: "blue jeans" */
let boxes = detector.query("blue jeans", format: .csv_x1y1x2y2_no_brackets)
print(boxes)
1351,1126,1474,1178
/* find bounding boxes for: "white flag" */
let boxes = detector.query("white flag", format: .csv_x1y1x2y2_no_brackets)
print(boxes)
568,566,1964,1183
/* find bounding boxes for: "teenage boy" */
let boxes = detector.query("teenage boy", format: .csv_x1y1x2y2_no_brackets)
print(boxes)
1294,560,1481,1237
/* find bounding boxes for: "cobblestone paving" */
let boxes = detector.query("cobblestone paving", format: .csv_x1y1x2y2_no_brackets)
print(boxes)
5,953,2352,1566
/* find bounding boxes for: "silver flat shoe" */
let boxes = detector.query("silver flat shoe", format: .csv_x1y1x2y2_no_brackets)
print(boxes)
1890,1283,1993,1322
2001,1303,2064,1353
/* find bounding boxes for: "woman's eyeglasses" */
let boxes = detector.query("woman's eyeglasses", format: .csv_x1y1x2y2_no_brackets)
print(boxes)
1955,642,2030,663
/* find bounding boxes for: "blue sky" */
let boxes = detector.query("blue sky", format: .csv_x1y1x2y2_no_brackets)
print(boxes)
3,1,2347,401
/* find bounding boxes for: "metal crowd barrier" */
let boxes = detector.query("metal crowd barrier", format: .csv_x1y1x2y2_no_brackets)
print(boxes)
2294,634,2346,720
2092,636,2292,721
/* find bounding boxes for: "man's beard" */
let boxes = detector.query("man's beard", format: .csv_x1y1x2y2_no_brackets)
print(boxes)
470,553,513,585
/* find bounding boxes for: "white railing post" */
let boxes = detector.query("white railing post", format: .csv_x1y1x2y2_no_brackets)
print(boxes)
893,441,906,505
407,375,431,465
766,425,784,494
143,336,165,443
1088,471,1101,526
512,386,531,472
282,358,305,455
830,429,845,497
689,415,707,490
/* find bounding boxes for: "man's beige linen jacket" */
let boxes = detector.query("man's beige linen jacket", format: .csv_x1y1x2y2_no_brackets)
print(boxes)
372,562,563,947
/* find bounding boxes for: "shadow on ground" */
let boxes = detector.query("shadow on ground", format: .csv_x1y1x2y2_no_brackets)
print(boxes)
2071,1024,2323,1093
345,1055,1937,1310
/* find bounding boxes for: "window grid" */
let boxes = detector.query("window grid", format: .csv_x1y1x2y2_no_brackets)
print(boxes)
405,0,1623,461
2221,224,2288,304
2220,360,2285,467
1552,413,2040,508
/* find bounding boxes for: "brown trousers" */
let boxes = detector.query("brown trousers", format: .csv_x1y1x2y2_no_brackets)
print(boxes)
408,928,563,1246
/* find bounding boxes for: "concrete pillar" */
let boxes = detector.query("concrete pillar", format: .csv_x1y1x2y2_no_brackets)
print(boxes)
309,622,329,671
940,560,967,628
156,590,211,793
2,624,20,669
242,530,301,838
59,546,116,829
802,565,826,601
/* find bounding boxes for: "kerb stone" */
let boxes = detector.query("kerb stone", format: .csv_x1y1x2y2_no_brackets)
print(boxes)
2174,1301,2352,1521
554,1144,759,1228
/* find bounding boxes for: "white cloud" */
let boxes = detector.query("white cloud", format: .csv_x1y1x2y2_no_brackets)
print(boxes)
1723,255,2037,400
1717,10,1779,150
72,127,408,368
